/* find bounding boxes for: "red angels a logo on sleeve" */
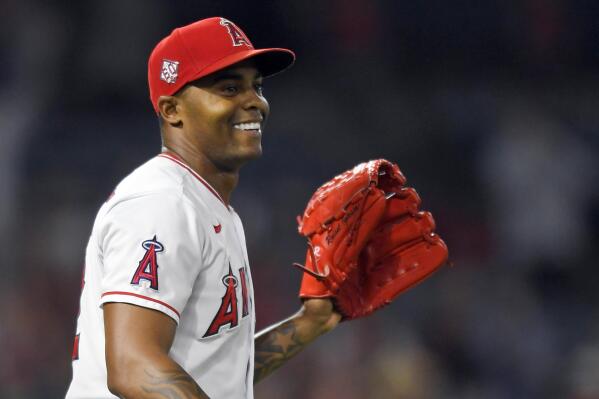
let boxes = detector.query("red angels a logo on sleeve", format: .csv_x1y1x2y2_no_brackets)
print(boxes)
130,236,164,290
220,18,252,47
203,265,251,338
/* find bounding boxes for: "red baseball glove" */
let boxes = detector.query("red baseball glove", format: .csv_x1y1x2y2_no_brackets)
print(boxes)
296,160,448,320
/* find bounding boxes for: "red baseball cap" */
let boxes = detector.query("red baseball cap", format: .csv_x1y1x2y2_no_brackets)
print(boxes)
148,17,295,113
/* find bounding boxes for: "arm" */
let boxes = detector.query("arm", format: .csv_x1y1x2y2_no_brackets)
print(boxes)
104,303,210,398
253,298,341,383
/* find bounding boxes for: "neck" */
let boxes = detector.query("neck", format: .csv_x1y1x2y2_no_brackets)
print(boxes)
162,145,238,206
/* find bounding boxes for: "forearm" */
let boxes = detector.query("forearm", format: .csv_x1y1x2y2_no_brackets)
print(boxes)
254,301,340,383
108,353,209,399
103,301,211,398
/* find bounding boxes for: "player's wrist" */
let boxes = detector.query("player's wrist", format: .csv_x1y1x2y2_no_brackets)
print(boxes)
299,298,342,335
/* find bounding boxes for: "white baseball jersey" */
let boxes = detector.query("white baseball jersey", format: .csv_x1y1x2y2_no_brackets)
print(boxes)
66,152,256,399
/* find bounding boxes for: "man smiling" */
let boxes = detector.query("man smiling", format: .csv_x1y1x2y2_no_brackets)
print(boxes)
66,17,341,398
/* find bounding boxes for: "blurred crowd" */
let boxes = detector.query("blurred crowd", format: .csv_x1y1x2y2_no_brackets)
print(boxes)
1,1,598,398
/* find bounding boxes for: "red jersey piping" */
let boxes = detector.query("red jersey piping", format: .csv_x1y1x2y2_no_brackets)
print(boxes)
157,153,228,208
101,291,180,318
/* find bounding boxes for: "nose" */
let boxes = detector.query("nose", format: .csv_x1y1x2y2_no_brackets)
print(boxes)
242,89,269,119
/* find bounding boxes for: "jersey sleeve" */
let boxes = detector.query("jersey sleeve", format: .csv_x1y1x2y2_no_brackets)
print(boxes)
98,191,204,324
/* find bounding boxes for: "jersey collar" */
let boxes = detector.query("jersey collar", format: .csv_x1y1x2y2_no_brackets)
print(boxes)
157,152,230,210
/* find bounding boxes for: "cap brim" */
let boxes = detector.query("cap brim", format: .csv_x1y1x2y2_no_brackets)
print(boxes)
188,48,295,83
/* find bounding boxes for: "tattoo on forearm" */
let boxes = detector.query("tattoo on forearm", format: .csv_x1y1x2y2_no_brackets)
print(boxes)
254,321,306,383
140,368,208,399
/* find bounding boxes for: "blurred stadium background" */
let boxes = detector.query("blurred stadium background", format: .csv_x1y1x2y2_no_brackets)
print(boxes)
2,1,598,398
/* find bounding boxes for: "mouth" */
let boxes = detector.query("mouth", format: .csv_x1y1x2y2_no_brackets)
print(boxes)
232,121,262,135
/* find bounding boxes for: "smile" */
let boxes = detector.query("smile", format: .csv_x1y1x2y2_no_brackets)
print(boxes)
233,122,261,132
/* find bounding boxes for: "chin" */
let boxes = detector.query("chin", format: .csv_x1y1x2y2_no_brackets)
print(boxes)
221,147,262,171
240,147,263,163
241,143,263,160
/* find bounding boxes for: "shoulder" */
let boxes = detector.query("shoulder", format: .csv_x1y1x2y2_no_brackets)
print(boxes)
97,185,207,253
99,156,205,226
111,156,186,201
94,155,223,237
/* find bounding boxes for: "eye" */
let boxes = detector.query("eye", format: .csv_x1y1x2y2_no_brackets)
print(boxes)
222,84,239,95
254,82,264,95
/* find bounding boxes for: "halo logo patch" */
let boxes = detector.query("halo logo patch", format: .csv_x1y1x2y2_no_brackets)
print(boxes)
130,236,164,290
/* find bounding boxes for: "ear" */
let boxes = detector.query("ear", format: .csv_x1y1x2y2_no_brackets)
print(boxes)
157,95,182,126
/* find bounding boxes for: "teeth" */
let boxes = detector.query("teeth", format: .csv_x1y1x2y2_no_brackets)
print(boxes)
233,122,261,131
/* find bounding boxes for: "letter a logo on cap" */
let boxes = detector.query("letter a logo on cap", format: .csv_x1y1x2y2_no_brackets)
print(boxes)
220,18,251,47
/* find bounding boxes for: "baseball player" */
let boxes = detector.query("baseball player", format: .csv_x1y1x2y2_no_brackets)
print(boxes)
66,17,340,399
66,16,448,399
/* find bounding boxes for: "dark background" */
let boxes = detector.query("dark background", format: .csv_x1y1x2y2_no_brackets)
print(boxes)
1,1,598,398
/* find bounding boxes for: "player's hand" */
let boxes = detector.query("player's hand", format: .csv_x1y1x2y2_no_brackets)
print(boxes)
301,298,342,334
